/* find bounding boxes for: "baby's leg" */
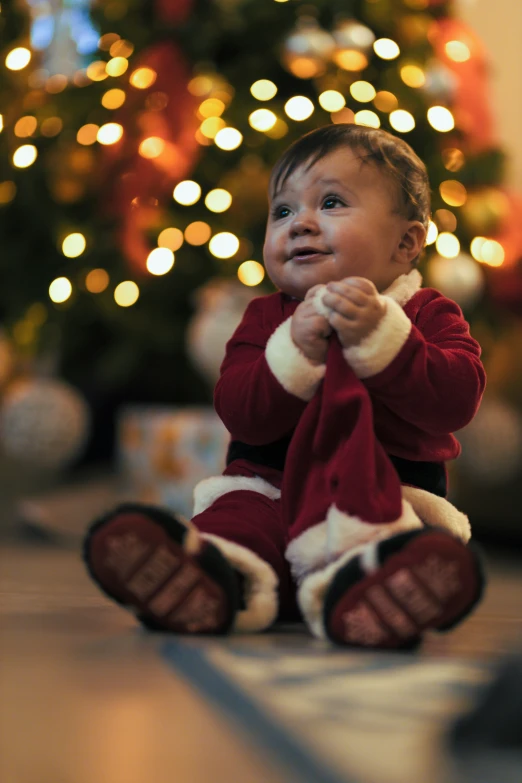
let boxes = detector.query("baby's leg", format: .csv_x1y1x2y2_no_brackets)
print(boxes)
83,489,291,634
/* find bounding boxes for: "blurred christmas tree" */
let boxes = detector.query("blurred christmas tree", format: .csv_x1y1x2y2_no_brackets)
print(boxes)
1,0,522,484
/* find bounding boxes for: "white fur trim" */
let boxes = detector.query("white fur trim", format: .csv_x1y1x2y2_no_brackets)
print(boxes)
401,485,471,543
286,498,423,582
265,316,326,402
311,287,333,319
383,269,422,306
201,534,278,632
193,475,281,517
342,296,412,379
298,547,371,640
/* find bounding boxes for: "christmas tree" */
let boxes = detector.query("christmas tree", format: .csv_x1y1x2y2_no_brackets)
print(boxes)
1,0,522,497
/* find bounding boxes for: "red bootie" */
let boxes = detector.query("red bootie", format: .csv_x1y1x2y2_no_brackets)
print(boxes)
83,503,239,634
322,529,485,648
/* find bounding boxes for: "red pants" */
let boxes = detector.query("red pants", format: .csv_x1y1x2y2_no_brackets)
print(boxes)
192,489,300,621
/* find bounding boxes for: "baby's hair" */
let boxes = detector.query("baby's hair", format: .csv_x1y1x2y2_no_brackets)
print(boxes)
269,123,431,234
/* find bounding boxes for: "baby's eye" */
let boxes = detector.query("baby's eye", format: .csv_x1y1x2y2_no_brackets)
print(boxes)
322,195,344,210
272,205,291,219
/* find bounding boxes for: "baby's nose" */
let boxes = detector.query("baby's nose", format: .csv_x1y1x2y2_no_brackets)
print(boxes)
289,211,319,237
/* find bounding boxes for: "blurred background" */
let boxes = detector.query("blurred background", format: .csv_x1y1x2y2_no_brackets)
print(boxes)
0,0,521,546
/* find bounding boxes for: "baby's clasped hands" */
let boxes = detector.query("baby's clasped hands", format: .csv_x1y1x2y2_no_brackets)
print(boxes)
313,277,386,349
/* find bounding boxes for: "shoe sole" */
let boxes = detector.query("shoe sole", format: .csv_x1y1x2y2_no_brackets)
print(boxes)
324,531,484,649
83,504,238,634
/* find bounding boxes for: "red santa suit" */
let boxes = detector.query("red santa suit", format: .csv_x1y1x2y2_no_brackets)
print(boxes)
190,269,486,635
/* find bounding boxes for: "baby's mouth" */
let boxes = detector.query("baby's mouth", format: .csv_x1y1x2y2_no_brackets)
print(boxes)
290,248,330,264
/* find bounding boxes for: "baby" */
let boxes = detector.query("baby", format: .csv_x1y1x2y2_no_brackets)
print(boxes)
84,124,486,648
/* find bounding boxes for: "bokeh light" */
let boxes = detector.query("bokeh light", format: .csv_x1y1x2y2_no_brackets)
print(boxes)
106,57,128,77
114,281,139,307
374,91,399,112
249,109,277,131
129,68,157,89
158,227,184,251
209,232,240,259
86,61,109,82
401,64,426,88
139,137,165,159
0,181,16,205
428,106,455,132
14,116,37,137
426,221,439,245
442,148,466,172
445,40,471,62
146,248,175,275
62,233,86,258
200,117,226,138
250,80,277,100
49,277,72,303
102,88,126,109
214,127,243,150
110,39,134,58
284,96,314,121
184,222,212,246
205,189,232,213
374,39,400,60
318,90,346,112
85,269,109,293
77,124,99,145
350,81,376,103
354,110,380,128
436,232,460,258
334,50,368,71
238,261,265,287
173,180,201,205
440,180,468,207
198,98,225,118
390,110,415,132
13,145,38,168
97,123,123,145
5,48,31,71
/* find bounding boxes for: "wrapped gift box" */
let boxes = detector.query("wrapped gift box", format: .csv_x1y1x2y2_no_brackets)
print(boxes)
117,406,230,518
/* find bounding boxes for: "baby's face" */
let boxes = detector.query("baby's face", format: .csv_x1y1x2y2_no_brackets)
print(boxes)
263,147,415,300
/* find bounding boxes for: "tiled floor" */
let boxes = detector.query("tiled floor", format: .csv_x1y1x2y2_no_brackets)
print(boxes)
1,540,521,783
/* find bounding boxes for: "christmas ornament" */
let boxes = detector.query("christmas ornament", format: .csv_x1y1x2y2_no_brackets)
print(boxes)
0,378,90,469
460,187,510,237
332,19,375,53
282,18,336,79
421,60,457,101
458,398,522,485
427,253,485,309
331,19,375,71
186,279,260,386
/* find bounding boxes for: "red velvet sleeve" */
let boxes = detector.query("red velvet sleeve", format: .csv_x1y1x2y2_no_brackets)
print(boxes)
362,291,486,435
214,297,309,445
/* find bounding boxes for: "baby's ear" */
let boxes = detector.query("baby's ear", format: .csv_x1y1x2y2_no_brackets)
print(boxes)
397,222,426,265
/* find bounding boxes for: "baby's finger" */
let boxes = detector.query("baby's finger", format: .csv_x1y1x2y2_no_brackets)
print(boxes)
342,277,377,295
322,291,360,319
326,282,368,306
